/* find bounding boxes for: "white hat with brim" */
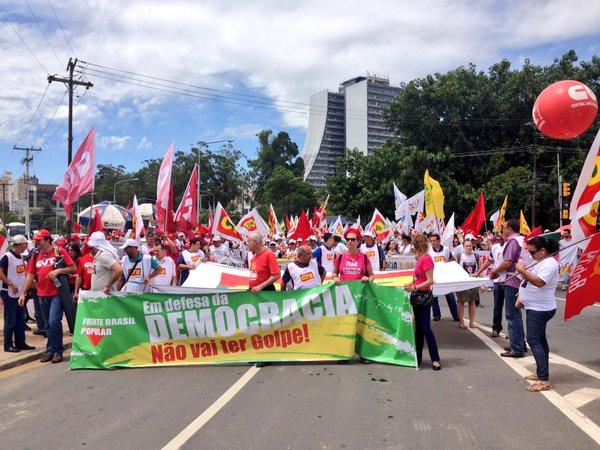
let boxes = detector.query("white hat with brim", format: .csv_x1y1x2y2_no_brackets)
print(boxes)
11,235,27,245
121,238,140,249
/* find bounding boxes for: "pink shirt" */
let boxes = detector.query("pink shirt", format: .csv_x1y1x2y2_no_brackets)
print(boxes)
413,254,434,291
335,253,368,281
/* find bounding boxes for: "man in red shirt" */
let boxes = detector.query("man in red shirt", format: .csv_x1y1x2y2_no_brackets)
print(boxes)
18,229,76,363
73,251,94,302
247,232,280,293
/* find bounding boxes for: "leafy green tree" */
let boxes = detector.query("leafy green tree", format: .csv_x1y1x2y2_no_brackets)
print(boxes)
262,166,316,217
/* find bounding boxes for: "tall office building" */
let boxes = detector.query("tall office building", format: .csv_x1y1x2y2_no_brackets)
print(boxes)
302,75,400,188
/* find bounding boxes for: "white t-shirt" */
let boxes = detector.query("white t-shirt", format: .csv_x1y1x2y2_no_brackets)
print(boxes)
490,243,504,270
209,244,231,262
518,257,559,311
458,252,479,275
360,243,382,271
429,245,451,263
181,249,205,268
334,242,347,255
152,256,175,286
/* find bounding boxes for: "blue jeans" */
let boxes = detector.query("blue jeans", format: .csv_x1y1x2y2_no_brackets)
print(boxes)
432,292,459,320
413,304,440,365
40,295,64,355
492,283,504,333
2,293,26,349
526,309,556,381
32,292,46,333
504,285,525,353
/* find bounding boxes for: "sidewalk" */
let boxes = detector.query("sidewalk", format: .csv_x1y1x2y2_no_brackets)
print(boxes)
0,309,72,370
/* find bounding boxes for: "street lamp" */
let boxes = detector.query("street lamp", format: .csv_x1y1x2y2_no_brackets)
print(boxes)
113,178,139,204
194,140,233,221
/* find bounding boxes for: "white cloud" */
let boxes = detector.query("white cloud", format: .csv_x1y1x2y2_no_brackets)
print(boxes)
99,135,132,150
1,0,599,140
219,123,265,140
137,136,151,149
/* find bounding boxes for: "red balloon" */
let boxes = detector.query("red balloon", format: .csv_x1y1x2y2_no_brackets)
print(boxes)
532,80,598,140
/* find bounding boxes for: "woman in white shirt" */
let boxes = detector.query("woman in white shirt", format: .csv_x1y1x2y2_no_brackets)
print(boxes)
515,236,560,392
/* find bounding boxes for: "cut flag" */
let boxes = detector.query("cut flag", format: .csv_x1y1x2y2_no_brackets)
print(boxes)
312,195,329,229
570,129,600,242
268,204,282,236
424,170,445,219
329,215,344,237
211,202,243,244
290,210,312,241
237,208,269,237
493,196,508,232
156,142,174,232
441,213,455,247
53,126,95,221
132,195,144,241
174,164,199,233
393,183,407,220
367,208,391,241
519,210,531,236
460,192,486,236
565,231,600,320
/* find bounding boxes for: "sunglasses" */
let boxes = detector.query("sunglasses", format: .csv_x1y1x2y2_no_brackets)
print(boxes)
528,248,541,255
346,237,358,241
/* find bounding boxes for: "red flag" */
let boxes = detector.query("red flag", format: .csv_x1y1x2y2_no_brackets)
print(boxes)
460,192,486,236
72,222,82,233
53,126,95,220
565,232,600,320
81,208,104,255
174,164,199,233
156,142,174,232
290,210,312,241
571,130,600,241
211,202,243,243
285,214,291,234
525,226,543,242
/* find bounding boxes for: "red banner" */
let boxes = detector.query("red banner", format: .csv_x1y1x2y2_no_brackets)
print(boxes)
565,233,600,320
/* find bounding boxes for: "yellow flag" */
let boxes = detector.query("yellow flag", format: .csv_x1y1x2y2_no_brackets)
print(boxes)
423,170,445,219
493,196,508,232
519,210,531,235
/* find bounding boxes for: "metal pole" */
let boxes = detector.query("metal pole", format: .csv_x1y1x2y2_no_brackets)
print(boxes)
532,148,537,228
557,152,563,228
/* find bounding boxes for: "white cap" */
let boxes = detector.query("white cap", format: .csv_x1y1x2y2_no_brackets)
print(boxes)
213,236,222,241
274,234,282,241
121,238,140,248
465,233,475,241
308,235,317,241
363,231,375,238
11,235,27,245
289,239,296,244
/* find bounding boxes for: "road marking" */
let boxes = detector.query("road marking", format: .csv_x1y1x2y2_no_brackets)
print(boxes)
471,320,600,382
564,388,600,409
162,366,260,449
466,323,600,445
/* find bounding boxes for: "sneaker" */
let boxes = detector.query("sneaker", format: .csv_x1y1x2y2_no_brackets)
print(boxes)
40,353,53,363
500,350,525,358
51,354,63,364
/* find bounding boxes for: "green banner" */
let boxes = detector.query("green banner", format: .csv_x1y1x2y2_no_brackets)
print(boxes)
70,282,417,369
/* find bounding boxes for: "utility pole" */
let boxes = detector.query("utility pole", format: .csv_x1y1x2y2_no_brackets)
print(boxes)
14,146,41,236
48,58,93,164
532,147,537,228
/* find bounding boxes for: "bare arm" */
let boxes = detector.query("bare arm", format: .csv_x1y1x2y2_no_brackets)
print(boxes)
18,273,35,305
474,258,491,277
106,262,124,294
251,274,280,293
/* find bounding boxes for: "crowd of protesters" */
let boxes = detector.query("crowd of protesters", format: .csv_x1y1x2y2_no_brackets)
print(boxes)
0,219,568,391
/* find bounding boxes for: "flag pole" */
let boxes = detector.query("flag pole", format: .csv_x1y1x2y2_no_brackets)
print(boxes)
88,192,94,234
502,231,597,284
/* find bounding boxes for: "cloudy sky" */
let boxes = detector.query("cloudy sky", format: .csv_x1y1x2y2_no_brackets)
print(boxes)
1,0,600,184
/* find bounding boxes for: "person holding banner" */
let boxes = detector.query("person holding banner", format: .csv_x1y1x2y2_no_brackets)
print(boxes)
332,229,374,283
515,236,560,392
118,239,162,294
177,237,206,285
208,236,231,263
88,231,123,295
151,242,177,287
282,245,326,290
360,231,386,271
456,240,480,329
404,234,441,371
247,232,280,293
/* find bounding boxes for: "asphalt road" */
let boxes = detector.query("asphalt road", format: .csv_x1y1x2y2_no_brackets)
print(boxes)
1,290,599,449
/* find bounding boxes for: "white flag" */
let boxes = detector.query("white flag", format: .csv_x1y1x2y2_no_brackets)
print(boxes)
400,190,425,217
441,213,455,247
489,210,499,224
237,208,269,238
393,182,408,220
132,195,144,242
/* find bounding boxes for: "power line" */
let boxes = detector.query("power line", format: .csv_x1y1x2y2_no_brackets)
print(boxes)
35,88,68,146
0,11,49,73
47,0,75,56
23,0,63,69
15,82,51,146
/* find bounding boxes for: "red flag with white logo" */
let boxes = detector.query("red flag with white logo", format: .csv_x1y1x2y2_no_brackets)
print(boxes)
53,126,95,220
174,164,199,233
156,142,174,232
565,232,600,320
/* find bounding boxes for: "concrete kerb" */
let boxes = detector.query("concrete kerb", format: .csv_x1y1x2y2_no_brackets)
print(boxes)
0,339,72,371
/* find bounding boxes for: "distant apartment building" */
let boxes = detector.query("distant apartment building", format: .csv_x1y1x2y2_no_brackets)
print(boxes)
302,75,400,188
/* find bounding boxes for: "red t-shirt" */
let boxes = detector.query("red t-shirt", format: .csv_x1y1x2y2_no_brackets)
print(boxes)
27,246,75,297
249,249,280,288
413,254,434,291
76,253,94,290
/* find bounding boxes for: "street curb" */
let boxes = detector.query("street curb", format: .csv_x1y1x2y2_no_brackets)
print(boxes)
0,340,72,371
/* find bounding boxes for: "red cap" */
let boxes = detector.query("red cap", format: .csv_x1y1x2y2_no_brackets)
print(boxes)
33,229,52,240
70,233,80,242
55,238,68,248
344,227,362,241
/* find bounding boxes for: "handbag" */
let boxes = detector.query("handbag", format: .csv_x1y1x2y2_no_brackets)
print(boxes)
410,290,433,307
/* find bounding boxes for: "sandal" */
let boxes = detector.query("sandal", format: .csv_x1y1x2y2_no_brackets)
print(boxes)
458,323,467,329
524,374,539,381
526,381,552,392
432,361,441,371
469,322,476,328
